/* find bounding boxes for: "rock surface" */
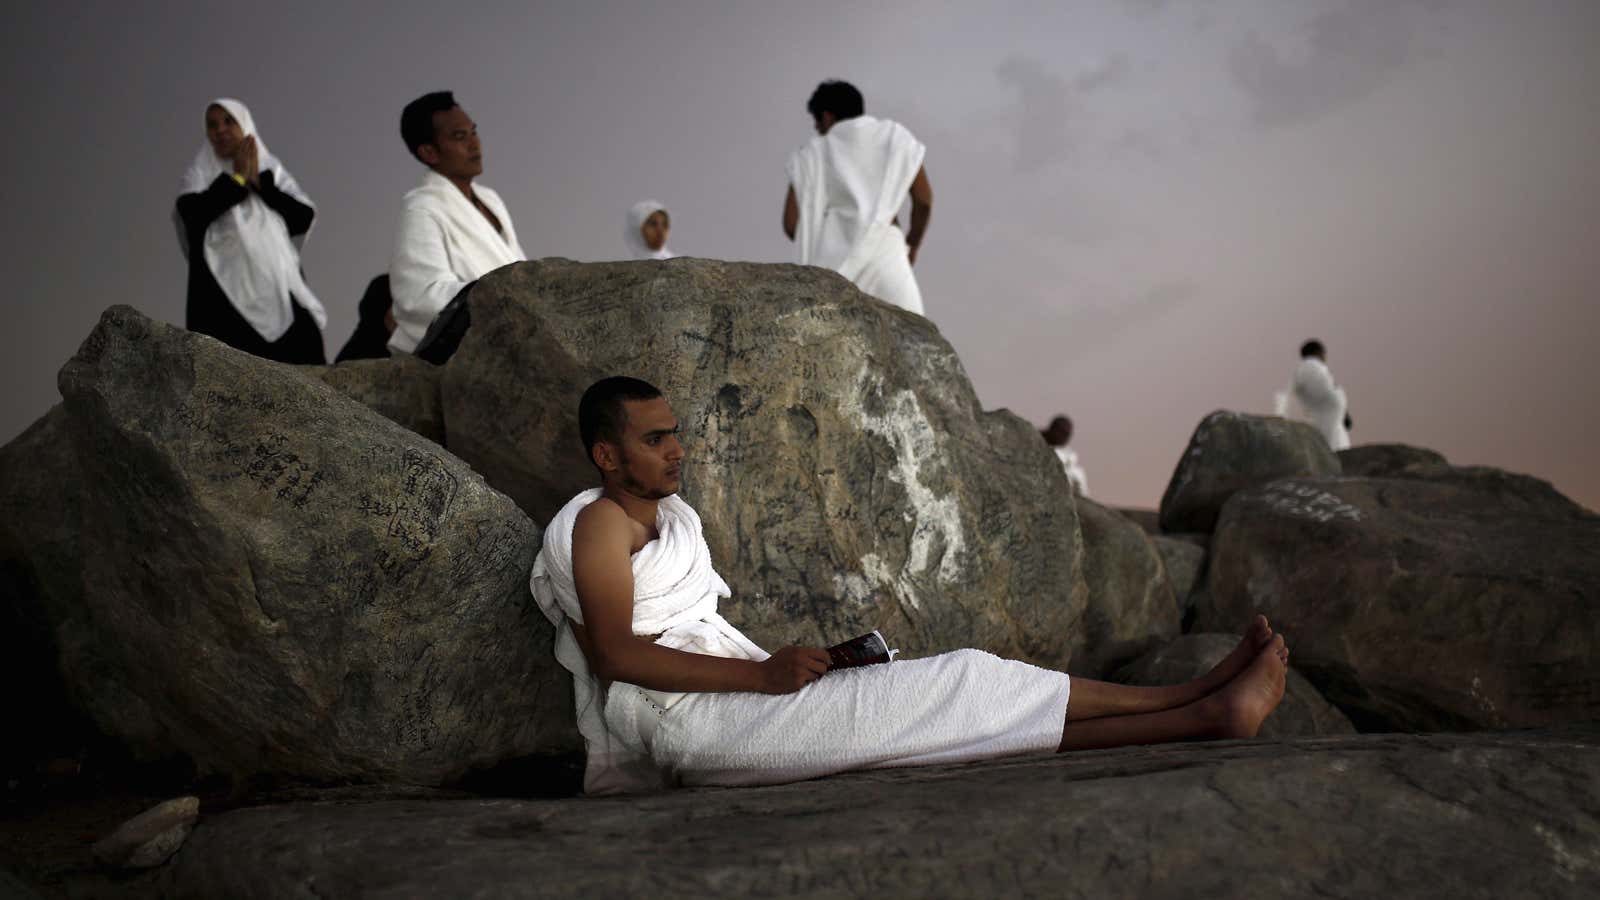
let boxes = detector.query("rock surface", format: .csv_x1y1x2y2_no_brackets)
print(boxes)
162,728,1600,899
1113,506,1160,535
299,355,446,444
1150,535,1205,615
441,259,1089,665
91,796,200,869
1198,474,1600,731
3,308,570,783
1070,497,1179,677
1159,411,1340,533
1113,634,1356,737
0,867,45,900
0,406,96,778
1336,442,1447,478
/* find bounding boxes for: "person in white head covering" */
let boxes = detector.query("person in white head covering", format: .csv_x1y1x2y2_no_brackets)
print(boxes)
626,201,675,260
783,80,933,316
174,98,327,363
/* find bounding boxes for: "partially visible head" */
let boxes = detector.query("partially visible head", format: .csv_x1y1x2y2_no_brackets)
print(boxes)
204,98,253,160
1299,339,1326,361
807,80,864,135
1043,415,1073,446
578,377,683,497
641,209,670,251
401,90,482,179
628,201,671,256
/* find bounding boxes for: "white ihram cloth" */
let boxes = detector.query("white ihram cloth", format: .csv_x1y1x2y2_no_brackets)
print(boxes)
786,115,926,315
1055,446,1090,497
175,98,326,342
626,200,676,260
1274,357,1351,451
531,489,1071,794
388,170,525,353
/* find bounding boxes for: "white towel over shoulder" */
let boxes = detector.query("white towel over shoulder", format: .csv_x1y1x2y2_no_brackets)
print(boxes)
787,115,926,314
388,170,525,353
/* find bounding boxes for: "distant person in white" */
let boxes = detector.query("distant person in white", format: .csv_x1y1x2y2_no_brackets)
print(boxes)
1042,415,1089,497
782,80,933,315
1274,339,1353,451
388,91,526,354
626,201,676,260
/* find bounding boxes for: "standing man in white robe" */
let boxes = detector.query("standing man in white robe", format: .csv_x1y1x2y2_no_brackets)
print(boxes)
1042,415,1089,497
1274,339,1353,451
388,91,526,354
782,81,933,315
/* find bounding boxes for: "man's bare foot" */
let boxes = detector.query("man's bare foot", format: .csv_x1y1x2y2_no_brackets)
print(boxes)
1194,615,1274,695
1199,635,1288,739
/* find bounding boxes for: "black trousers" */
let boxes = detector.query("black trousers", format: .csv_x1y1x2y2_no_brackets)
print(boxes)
187,289,326,365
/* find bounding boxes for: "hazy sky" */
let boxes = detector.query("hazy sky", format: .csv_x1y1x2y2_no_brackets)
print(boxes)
3,0,1596,510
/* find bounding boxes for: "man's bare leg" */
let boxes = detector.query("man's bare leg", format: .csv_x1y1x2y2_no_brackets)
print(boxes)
1056,636,1289,752
1061,615,1275,721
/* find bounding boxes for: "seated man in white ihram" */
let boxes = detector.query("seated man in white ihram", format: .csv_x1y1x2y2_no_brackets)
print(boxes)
531,376,1289,795
1274,339,1352,451
388,91,526,354
783,80,932,316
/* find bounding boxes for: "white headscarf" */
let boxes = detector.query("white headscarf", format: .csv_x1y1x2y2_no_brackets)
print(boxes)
175,98,327,342
625,200,675,260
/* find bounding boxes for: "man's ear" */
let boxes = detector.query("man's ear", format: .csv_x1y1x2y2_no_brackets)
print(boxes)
591,440,619,473
417,143,441,167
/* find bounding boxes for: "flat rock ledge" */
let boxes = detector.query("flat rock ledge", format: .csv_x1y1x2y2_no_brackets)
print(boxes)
163,727,1600,899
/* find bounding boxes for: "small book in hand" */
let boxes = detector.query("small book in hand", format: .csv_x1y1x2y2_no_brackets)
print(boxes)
826,630,900,670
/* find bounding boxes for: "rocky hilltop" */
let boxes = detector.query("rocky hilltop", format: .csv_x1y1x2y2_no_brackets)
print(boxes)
3,259,1596,897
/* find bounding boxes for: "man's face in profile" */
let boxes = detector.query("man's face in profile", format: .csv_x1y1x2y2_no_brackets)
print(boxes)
420,106,483,180
612,397,684,500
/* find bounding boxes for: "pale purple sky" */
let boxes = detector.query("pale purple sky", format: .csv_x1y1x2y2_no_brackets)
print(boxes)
3,1,1596,510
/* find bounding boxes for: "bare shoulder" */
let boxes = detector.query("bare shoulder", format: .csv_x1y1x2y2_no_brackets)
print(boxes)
573,497,630,545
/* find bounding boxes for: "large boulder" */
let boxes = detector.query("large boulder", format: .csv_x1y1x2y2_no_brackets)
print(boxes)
1159,411,1340,533
162,728,1600,899
439,259,1089,665
299,355,445,444
1197,473,1600,731
1113,634,1356,737
0,406,97,779
1,307,570,784
1071,497,1179,677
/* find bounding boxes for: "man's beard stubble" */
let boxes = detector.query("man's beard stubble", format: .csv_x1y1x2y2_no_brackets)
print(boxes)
617,449,677,501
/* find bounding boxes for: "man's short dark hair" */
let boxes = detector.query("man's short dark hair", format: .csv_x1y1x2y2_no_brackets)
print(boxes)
1300,339,1326,359
401,91,457,163
1042,415,1073,446
579,376,664,469
807,80,864,122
